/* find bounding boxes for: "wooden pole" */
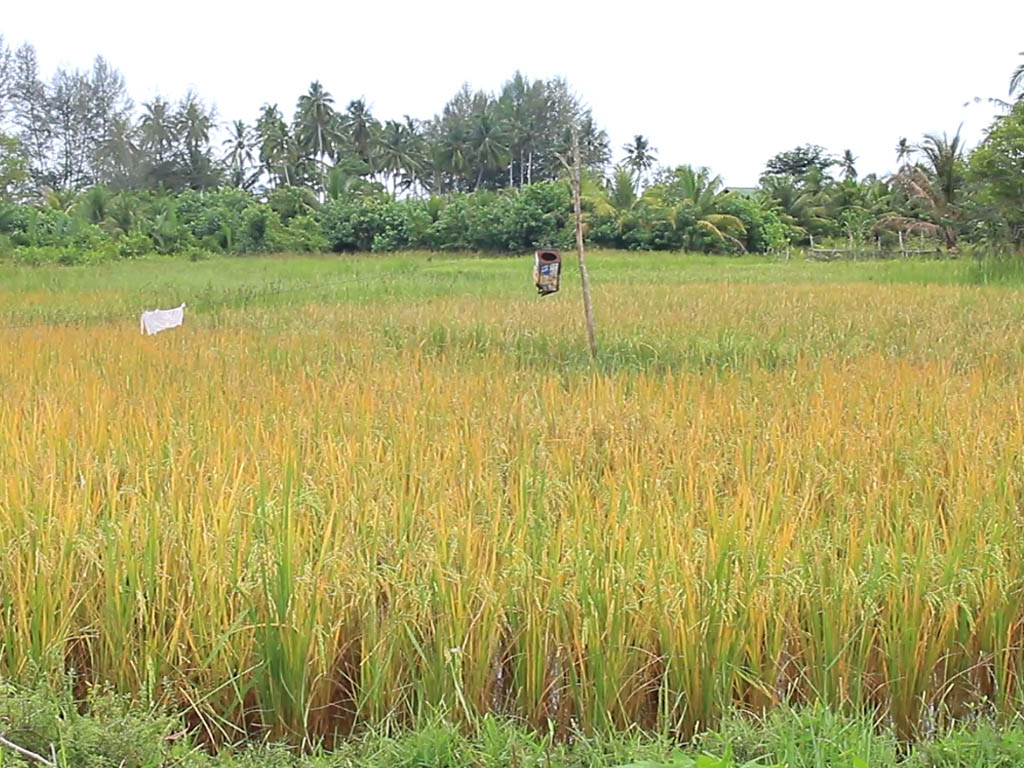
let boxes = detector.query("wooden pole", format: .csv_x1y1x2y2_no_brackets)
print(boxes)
570,132,598,361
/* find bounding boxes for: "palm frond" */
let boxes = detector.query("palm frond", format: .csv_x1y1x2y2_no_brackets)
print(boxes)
703,213,747,237
696,219,747,252
872,216,943,237
1010,52,1024,98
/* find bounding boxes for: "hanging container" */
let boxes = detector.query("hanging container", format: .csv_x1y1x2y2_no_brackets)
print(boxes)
533,249,562,296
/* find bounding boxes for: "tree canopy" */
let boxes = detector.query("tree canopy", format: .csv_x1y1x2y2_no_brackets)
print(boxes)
0,37,1022,261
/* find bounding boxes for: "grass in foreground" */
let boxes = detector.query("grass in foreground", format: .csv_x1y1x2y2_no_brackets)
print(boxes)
5,682,1024,767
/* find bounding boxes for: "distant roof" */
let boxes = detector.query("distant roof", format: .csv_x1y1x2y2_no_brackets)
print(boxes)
724,187,758,197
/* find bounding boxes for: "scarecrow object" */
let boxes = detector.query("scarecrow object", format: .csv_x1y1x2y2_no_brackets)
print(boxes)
533,249,562,296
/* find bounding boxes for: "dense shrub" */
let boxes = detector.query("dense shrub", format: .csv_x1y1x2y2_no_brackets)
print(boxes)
323,195,410,251
0,179,802,265
718,194,791,253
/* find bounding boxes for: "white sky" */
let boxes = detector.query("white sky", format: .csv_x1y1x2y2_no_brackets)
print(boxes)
3,0,1022,186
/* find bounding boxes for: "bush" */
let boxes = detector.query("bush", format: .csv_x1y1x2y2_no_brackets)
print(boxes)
267,186,320,225
0,203,36,244
719,194,791,253
619,202,686,251
698,705,901,768
0,681,180,768
913,720,1024,767
497,181,572,251
117,232,152,258
322,195,411,252
267,213,329,253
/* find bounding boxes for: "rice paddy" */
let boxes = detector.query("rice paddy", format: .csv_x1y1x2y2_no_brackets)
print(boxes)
3,251,1024,746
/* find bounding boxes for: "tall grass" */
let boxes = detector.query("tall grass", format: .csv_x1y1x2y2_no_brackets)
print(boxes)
3,255,1024,745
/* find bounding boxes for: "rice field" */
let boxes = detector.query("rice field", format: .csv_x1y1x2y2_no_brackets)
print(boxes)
3,251,1024,746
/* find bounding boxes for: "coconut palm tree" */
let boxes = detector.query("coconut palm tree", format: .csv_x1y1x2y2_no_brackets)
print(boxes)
77,185,109,224
376,118,421,197
175,92,217,189
606,165,638,213
177,92,213,154
879,126,965,250
343,98,378,171
255,104,291,187
442,121,472,190
94,113,139,188
295,81,339,194
469,111,509,189
139,97,174,163
840,149,857,181
761,174,831,242
895,137,913,166
622,134,657,190
655,165,748,251
1010,51,1024,102
420,121,452,195
223,120,256,189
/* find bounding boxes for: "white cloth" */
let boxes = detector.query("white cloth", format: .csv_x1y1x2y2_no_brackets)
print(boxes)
140,303,186,335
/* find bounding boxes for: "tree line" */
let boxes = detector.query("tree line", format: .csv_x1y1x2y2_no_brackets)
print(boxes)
0,36,1022,263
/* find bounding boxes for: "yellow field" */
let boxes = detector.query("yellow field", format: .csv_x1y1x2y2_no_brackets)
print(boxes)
3,263,1024,744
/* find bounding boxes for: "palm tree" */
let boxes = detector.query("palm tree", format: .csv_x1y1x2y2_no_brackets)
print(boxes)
442,121,472,190
761,174,830,242
606,165,638,213
917,128,964,206
840,149,857,181
657,165,747,251
343,98,378,171
78,185,110,224
36,185,78,213
255,104,290,187
295,81,339,194
177,92,213,153
895,137,913,166
223,120,256,189
621,134,657,189
175,92,217,189
94,113,139,188
1010,51,1024,102
139,97,174,163
469,111,509,189
879,126,965,250
375,119,422,197
421,124,451,195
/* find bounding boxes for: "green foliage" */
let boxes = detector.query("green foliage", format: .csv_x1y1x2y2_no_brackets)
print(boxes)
268,186,320,224
117,231,151,258
499,180,571,249
1,109,1022,264
969,101,1024,245
7,680,1024,768
0,680,178,768
267,213,328,253
0,132,30,201
912,720,1024,767
719,194,790,252
2,36,1024,260
322,194,411,252
762,144,835,179
698,706,900,768
965,249,1024,284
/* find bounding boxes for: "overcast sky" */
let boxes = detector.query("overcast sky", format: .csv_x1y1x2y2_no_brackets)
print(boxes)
4,0,1022,186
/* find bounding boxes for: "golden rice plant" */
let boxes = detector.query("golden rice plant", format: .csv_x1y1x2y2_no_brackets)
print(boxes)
3,277,1024,744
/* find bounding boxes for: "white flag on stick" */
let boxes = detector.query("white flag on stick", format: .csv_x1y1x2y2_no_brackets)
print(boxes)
140,303,186,335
